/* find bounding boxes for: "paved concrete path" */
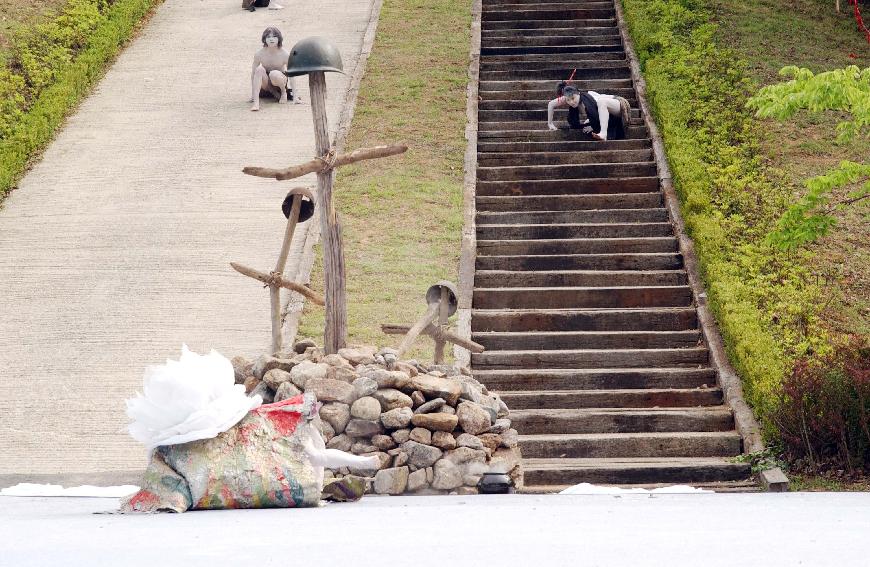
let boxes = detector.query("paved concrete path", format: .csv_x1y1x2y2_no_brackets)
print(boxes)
2,493,869,566
0,0,375,476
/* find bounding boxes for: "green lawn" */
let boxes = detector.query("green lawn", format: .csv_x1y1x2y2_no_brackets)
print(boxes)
296,0,470,359
713,0,870,336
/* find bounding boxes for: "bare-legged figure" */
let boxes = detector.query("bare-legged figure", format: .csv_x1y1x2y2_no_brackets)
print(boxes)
249,27,296,111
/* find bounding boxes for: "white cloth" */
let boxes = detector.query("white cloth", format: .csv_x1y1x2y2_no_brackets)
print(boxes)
126,345,262,448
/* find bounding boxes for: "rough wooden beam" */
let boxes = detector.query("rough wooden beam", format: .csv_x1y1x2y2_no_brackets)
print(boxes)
382,323,485,354
242,144,407,181
230,262,325,305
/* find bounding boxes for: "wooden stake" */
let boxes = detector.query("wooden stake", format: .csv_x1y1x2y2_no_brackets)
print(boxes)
396,303,440,358
434,286,449,364
268,194,302,354
230,262,325,305
309,71,348,354
242,144,408,180
381,323,485,353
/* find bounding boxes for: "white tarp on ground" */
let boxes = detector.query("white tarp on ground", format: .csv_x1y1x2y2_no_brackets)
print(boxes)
0,484,139,498
2,493,870,566
559,483,712,494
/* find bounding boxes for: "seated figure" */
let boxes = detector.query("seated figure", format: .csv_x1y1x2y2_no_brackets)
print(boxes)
547,82,631,141
250,27,298,111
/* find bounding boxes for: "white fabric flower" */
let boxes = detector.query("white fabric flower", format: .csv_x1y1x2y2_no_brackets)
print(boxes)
126,345,262,448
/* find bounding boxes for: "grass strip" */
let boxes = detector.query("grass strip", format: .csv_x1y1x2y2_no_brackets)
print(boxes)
0,0,164,200
297,0,471,358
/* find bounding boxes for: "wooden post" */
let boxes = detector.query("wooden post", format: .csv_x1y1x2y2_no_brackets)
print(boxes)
309,71,348,354
269,195,302,354
434,286,449,364
396,303,440,358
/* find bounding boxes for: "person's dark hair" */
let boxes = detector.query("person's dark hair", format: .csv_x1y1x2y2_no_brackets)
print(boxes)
261,27,283,47
556,81,567,97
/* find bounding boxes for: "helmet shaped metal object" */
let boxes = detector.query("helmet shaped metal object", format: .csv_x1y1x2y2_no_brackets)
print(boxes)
285,36,344,77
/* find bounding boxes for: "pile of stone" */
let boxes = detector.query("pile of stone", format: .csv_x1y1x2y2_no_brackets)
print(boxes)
231,339,522,495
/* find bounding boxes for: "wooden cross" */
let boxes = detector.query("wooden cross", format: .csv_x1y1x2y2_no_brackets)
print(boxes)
231,186,325,355
243,70,407,354
381,281,485,364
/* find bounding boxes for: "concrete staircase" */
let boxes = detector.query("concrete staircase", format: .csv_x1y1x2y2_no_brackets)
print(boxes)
470,0,754,492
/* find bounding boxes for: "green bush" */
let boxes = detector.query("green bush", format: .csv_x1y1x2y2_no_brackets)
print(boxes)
620,0,836,429
0,0,162,198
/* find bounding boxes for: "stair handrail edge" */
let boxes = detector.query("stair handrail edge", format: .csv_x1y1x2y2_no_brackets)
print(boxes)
612,0,788,490
455,0,483,368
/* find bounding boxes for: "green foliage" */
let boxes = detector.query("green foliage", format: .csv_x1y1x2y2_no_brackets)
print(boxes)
747,66,870,251
767,160,870,250
620,0,833,429
747,65,870,143
0,0,162,199
732,446,787,474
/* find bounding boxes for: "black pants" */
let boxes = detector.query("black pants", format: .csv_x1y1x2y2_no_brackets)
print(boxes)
567,105,583,129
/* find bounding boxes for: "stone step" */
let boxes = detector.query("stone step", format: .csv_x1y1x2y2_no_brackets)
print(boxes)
474,330,701,350
472,347,710,369
482,88,636,103
480,78,633,94
510,407,733,434
476,252,683,271
473,367,716,390
473,269,688,288
477,192,661,211
477,161,656,181
476,223,673,241
476,176,658,196
480,26,619,41
479,125,649,139
482,18,616,31
519,480,761,494
479,99,638,112
481,35,623,48
471,307,698,332
522,457,751,485
476,236,677,255
481,65,630,81
476,207,671,226
479,148,652,168
519,431,741,458
483,9,617,22
481,44,625,57
480,111,642,126
473,286,693,310
477,138,648,153
483,1,617,10
499,387,721,409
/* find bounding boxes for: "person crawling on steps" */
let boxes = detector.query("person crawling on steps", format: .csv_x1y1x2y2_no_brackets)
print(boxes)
546,81,631,141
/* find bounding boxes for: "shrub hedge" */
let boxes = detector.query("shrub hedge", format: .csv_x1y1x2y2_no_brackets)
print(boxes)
620,0,835,425
0,0,162,199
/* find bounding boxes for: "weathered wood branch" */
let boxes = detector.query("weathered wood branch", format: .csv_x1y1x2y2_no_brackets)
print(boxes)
242,144,408,181
396,303,440,357
230,262,325,306
382,322,485,354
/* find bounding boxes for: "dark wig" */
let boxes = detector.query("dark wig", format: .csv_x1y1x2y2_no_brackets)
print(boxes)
261,27,283,47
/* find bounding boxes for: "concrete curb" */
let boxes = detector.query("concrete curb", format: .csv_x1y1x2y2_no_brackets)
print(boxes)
282,0,385,346
613,0,788,491
454,0,483,367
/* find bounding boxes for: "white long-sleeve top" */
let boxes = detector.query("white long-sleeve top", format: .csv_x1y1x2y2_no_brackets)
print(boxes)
547,91,622,140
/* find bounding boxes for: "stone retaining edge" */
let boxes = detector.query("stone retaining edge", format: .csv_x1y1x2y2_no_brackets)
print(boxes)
283,0,385,346
455,0,483,367
612,0,788,491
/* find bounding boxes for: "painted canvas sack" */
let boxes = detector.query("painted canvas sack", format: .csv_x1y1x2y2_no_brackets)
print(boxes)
121,394,324,512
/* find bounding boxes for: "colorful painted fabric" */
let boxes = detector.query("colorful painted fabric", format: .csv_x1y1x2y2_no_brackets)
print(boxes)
121,394,321,512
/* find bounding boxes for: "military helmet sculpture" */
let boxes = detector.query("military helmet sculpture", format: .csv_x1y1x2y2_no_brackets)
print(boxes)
285,36,344,77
